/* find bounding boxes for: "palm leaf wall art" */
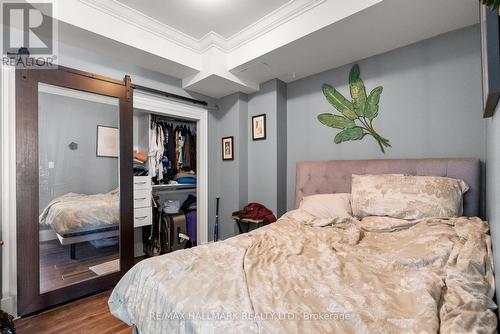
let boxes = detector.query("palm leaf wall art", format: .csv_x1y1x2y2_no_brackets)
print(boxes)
317,64,391,153
481,0,500,11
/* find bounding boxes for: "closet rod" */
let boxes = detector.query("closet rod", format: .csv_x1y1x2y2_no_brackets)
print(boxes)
132,84,208,107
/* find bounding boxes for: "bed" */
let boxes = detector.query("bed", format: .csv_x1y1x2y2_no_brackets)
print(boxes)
109,158,496,333
39,189,119,259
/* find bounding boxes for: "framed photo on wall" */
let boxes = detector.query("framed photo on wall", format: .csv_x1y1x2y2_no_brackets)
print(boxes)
252,114,266,140
480,5,500,118
222,136,234,161
96,125,119,158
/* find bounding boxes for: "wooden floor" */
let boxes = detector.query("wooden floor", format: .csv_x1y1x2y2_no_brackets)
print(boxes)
40,240,119,293
15,291,132,334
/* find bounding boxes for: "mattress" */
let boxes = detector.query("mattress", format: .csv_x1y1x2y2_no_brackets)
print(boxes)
109,209,497,333
39,189,119,237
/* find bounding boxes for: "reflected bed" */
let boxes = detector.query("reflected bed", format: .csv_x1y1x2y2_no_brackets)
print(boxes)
40,189,119,259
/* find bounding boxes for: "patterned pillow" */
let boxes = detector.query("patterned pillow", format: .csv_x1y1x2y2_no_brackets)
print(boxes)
351,174,469,219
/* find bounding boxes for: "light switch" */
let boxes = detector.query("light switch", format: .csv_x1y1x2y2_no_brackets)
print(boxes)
48,161,55,169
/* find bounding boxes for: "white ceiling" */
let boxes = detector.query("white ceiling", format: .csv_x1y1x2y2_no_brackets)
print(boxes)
116,0,291,39
232,0,480,84
55,0,480,98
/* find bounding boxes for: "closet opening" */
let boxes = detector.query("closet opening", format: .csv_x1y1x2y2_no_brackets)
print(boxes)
132,91,208,259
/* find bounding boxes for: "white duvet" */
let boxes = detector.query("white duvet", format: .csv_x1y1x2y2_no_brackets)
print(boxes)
39,189,119,236
109,209,497,334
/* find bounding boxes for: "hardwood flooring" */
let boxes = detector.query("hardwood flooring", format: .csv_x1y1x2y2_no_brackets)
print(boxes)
15,291,132,334
40,240,119,293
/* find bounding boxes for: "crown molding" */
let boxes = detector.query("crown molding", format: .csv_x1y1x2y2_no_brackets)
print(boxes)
220,0,327,51
77,0,325,53
78,0,202,52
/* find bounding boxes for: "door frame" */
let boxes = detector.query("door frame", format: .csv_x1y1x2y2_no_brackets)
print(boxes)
1,65,17,316
13,65,134,316
133,90,209,245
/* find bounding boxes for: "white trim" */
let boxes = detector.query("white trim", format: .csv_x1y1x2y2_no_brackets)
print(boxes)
77,0,324,53
39,83,119,106
78,0,201,52
222,0,327,51
1,66,17,316
133,92,209,245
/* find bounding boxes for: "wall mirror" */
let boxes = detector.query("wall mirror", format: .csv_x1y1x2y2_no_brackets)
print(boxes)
16,66,133,315
38,84,121,293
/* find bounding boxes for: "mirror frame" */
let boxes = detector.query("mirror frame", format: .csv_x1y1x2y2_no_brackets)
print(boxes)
16,65,134,316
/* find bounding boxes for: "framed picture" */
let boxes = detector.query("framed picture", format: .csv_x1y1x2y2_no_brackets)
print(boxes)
252,114,266,140
96,125,119,158
222,136,234,161
480,6,500,118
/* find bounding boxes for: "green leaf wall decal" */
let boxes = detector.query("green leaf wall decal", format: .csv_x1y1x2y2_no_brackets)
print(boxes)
349,64,367,117
334,127,365,144
322,84,358,120
365,86,383,120
318,64,391,153
317,114,356,129
480,0,500,10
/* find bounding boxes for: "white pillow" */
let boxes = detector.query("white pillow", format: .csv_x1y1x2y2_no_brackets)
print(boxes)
299,193,352,219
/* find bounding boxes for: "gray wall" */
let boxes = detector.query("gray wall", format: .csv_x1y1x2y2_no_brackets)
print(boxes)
38,93,119,210
486,105,500,304
215,80,287,237
248,80,279,212
215,93,248,239
247,79,287,216
215,25,484,239
286,24,485,209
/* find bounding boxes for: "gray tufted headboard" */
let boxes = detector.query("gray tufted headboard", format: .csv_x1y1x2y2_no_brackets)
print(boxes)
295,158,481,217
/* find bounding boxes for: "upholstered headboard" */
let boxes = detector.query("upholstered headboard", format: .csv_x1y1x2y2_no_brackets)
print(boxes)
295,158,481,217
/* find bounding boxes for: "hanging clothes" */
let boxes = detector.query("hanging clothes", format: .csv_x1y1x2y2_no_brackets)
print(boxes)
183,130,193,170
156,124,165,182
150,117,197,184
149,123,158,178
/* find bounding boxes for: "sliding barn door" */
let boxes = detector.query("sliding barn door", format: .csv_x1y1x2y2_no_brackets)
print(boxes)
16,66,134,316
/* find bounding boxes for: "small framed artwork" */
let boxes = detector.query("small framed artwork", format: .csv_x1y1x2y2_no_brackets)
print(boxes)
96,125,119,158
222,136,234,161
252,114,266,140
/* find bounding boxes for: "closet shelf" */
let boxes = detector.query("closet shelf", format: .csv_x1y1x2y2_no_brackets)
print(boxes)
152,184,196,192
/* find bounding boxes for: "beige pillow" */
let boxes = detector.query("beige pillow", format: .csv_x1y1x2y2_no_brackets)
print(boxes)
299,193,352,219
351,174,469,220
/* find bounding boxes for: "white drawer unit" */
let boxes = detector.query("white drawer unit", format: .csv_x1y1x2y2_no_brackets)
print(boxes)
133,176,152,227
133,207,152,228
133,189,151,209
133,176,151,190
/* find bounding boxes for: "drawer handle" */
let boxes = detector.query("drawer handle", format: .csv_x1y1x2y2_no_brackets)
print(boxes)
134,197,147,200
134,181,147,185
135,216,148,220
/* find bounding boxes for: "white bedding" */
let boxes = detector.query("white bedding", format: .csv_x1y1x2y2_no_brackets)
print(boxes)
109,209,497,334
39,189,119,236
